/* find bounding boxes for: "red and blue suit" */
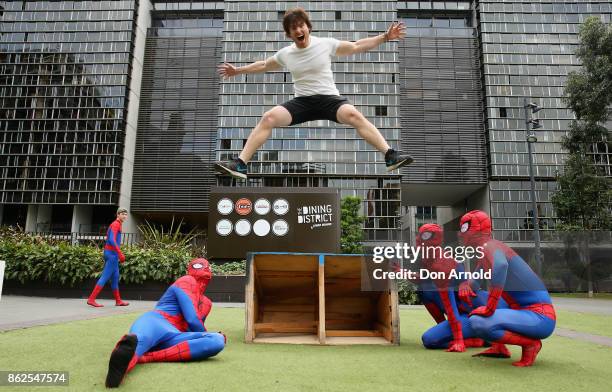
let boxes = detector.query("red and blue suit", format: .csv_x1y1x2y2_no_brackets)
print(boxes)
458,210,556,367
417,224,507,351
87,218,128,307
105,258,226,388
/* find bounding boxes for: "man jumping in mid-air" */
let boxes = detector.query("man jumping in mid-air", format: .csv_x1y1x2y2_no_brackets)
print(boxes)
216,8,413,179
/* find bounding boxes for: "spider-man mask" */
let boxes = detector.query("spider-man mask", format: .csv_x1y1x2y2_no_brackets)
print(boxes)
458,210,492,247
188,258,212,286
418,223,443,247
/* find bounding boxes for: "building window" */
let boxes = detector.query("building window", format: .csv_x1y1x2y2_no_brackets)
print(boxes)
278,11,284,19
375,106,388,116
499,107,507,118
221,139,231,149
335,11,342,20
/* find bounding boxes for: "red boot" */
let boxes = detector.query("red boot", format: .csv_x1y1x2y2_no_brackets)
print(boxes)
472,342,511,358
113,289,129,306
87,284,104,307
496,331,542,367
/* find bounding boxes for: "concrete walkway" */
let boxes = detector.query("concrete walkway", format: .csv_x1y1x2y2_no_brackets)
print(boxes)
0,296,610,347
550,297,612,315
0,296,242,332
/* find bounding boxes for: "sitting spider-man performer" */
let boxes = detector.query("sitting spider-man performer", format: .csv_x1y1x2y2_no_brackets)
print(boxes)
458,210,556,367
87,208,129,307
105,258,226,388
417,223,508,352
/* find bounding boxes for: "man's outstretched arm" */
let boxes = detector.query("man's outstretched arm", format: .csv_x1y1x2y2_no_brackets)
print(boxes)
218,57,281,79
336,21,406,56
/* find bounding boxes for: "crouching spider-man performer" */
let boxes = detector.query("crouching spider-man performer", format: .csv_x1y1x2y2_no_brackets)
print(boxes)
87,208,129,307
417,223,507,352
458,210,556,367
105,258,226,388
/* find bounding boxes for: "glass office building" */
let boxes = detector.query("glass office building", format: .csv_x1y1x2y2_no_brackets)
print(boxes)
479,0,612,241
0,0,138,231
1,0,610,245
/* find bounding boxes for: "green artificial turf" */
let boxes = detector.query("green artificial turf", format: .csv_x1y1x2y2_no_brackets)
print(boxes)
0,308,611,392
556,310,612,338
551,293,612,300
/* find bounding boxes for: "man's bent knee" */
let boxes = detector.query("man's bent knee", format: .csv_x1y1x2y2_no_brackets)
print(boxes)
339,107,365,126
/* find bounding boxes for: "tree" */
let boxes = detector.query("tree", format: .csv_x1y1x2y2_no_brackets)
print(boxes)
340,196,365,254
551,17,612,297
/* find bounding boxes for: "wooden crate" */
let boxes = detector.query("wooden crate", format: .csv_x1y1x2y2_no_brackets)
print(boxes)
245,253,399,345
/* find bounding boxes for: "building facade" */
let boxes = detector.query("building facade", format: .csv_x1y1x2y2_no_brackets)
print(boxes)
1,0,611,246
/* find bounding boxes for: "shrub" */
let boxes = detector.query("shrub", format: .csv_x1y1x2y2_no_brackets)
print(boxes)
0,228,243,287
397,279,419,305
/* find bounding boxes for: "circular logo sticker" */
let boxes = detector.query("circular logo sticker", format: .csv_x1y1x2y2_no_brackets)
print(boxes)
273,199,289,215
272,219,289,236
253,219,271,237
460,222,469,233
217,198,233,215
235,219,251,236
254,198,271,215
216,219,233,236
235,198,252,216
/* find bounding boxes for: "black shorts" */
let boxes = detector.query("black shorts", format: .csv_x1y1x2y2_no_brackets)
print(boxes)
280,95,349,126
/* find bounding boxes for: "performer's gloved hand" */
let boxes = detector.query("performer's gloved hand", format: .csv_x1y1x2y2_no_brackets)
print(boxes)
458,281,476,307
447,320,465,352
469,306,494,317
469,286,503,317
446,339,466,352
119,252,126,263
218,331,227,344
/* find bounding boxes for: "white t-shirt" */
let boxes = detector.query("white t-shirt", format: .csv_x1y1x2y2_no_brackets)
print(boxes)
272,36,340,97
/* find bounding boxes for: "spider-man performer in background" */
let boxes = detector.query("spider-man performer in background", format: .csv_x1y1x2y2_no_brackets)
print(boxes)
417,223,507,351
458,210,556,367
105,258,226,388
87,208,129,307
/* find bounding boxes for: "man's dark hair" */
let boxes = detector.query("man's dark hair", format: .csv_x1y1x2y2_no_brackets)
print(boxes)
282,8,312,36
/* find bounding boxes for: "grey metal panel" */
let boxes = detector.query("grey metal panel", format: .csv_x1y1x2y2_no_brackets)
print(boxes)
399,35,488,184
130,30,222,212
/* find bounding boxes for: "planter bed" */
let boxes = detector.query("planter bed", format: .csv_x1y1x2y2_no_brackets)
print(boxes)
3,275,246,302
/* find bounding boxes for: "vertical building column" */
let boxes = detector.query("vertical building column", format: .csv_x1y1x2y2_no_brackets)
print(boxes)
25,205,38,232
25,204,52,232
37,205,52,232
71,205,93,233
118,0,153,234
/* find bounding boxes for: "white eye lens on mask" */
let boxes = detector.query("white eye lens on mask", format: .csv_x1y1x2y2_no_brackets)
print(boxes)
460,222,469,233
192,263,203,269
421,232,433,240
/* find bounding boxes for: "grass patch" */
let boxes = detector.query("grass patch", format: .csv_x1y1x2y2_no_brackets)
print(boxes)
556,310,612,338
0,308,611,392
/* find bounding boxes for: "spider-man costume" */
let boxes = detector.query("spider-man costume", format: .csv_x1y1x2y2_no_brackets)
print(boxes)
87,218,128,307
105,258,226,388
458,210,556,367
417,224,507,351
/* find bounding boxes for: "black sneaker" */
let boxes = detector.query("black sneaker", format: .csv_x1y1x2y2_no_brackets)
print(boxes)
385,149,414,171
214,158,247,180
105,334,137,388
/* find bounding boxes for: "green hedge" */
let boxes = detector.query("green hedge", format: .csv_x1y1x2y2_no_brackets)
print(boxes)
397,279,420,305
0,230,245,286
